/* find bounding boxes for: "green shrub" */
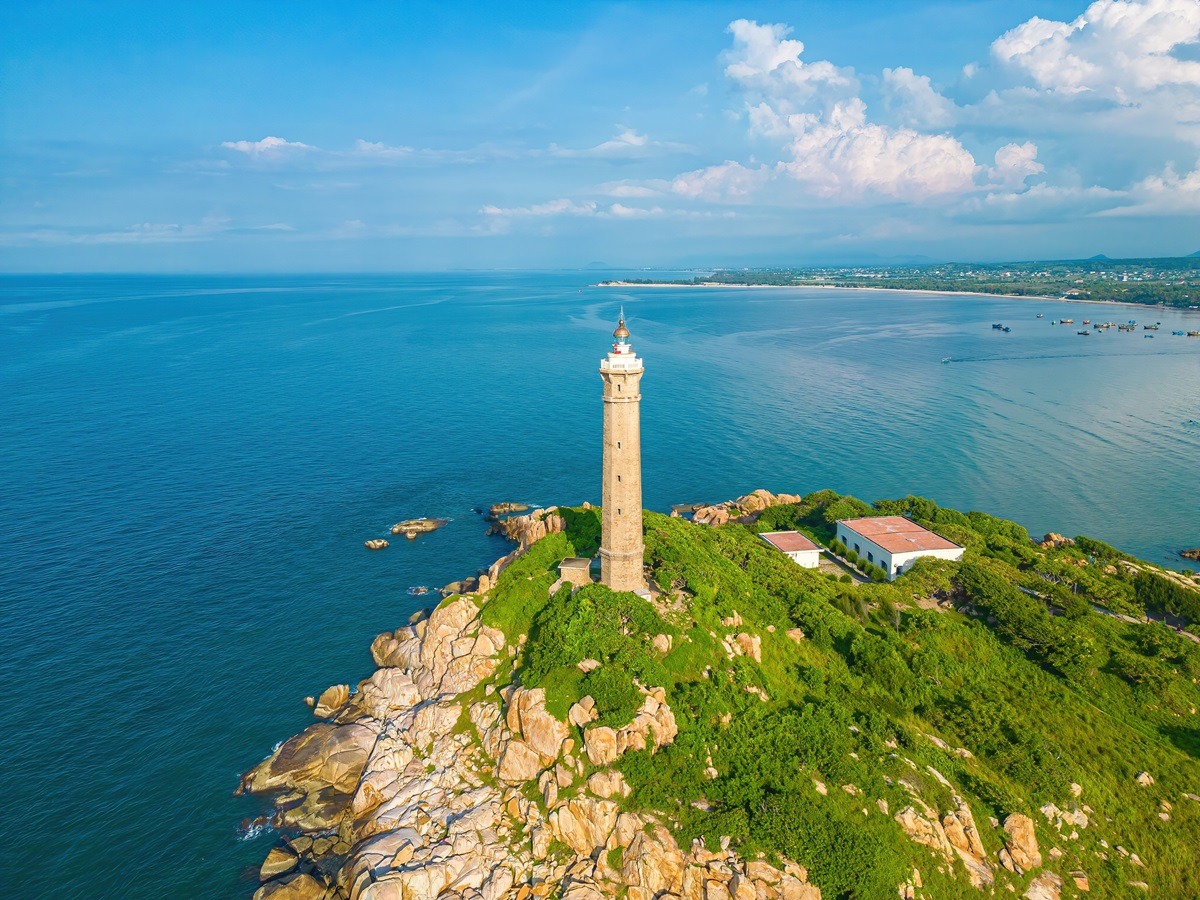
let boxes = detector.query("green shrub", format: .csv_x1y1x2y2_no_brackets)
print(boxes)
846,550,859,564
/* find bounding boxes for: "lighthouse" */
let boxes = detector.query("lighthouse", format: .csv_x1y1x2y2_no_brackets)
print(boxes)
599,310,646,593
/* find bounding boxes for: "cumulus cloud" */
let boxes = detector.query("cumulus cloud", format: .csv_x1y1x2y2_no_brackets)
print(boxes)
882,67,958,128
221,136,312,156
992,0,1200,99
1108,160,1200,213
724,19,855,107
609,203,664,218
597,180,669,198
775,99,979,201
989,141,1045,189
671,161,770,202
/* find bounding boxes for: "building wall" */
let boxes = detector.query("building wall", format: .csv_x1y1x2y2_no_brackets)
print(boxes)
600,357,645,592
786,549,821,568
836,524,963,580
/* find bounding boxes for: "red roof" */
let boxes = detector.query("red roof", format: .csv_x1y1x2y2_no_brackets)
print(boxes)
838,516,961,554
760,531,820,553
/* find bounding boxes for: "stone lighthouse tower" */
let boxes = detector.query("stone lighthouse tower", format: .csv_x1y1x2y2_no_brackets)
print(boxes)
599,310,646,592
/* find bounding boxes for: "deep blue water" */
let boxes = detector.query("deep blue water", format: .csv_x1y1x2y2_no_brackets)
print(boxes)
1,273,1198,897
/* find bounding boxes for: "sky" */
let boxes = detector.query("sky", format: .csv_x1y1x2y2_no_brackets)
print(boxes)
2,0,1200,271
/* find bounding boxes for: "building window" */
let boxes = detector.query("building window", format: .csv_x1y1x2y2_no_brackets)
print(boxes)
867,551,874,563
854,543,860,554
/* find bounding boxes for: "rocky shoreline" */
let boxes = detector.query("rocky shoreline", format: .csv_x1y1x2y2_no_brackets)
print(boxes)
238,508,821,900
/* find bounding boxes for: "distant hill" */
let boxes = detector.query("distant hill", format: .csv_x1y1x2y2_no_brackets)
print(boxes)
1088,253,1111,260
1189,250,1200,258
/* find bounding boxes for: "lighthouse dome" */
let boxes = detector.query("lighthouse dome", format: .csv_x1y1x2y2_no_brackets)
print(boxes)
613,319,630,340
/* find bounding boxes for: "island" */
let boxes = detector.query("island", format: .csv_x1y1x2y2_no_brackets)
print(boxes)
239,489,1200,900
601,256,1200,310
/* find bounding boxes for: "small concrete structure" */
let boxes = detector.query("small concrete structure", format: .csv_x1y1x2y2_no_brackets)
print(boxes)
836,516,964,580
559,557,594,587
759,531,821,568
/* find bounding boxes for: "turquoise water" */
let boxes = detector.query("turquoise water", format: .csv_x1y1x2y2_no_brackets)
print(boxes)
1,273,1198,897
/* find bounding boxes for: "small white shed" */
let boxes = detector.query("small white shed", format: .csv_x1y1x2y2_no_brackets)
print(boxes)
759,531,822,568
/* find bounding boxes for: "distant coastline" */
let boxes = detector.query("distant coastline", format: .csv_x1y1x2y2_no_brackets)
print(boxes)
597,280,1200,312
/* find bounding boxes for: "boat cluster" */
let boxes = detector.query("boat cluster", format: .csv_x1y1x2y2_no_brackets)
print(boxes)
1013,316,1200,337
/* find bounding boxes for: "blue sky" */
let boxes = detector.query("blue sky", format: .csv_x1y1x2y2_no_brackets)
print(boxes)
2,0,1199,271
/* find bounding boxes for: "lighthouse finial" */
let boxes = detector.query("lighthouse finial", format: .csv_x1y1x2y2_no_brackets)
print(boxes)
613,307,631,341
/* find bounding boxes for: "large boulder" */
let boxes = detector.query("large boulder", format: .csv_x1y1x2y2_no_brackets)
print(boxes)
1003,813,1043,872
497,738,543,783
239,722,377,798
505,687,569,760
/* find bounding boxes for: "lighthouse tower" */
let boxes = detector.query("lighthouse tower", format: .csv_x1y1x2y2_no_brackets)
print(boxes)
599,310,646,592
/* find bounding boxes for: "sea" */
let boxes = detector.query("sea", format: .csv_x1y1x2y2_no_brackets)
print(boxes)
1,272,1198,897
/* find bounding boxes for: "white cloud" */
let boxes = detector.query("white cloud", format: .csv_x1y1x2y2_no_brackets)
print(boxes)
775,100,980,201
717,22,988,202
992,0,1200,100
723,19,855,107
221,136,312,156
882,67,957,128
352,139,414,158
481,198,599,217
549,129,688,158
962,183,1127,222
671,161,770,202
0,217,231,245
597,180,669,198
1106,160,1200,213
989,141,1045,189
609,203,664,218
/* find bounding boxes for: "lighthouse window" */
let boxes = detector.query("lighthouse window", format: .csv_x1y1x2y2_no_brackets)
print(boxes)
617,441,621,449
617,475,621,482
618,508,622,516
617,384,622,392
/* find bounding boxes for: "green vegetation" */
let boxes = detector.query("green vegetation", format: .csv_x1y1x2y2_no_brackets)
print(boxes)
481,493,1200,898
605,256,1200,309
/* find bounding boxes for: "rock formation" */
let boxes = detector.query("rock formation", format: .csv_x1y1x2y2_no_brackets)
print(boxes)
239,588,816,900
390,518,448,539
1181,548,1200,561
691,489,803,527
489,508,566,549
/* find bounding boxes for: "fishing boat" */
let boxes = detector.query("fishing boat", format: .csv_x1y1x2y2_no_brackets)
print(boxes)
1002,326,1011,333
1188,331,1200,337
1083,319,1091,325
1077,329,1091,335
1144,334,1154,339
941,357,952,364
1144,324,1159,330
1036,313,1045,318
991,323,1005,329
1173,330,1186,336
1060,318,1075,324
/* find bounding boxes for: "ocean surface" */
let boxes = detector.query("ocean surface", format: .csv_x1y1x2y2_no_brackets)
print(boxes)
2,272,1198,897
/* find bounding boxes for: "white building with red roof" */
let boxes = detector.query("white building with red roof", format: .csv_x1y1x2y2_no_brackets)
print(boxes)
836,516,963,580
759,531,822,568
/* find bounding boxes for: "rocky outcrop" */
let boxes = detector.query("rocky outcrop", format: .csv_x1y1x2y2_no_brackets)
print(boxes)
1001,813,1043,873
390,517,447,539
487,502,529,519
491,508,566,549
582,688,677,765
363,539,388,550
1024,871,1063,900
240,570,820,900
692,489,803,526
1180,548,1200,561
942,798,993,888
1039,533,1075,549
